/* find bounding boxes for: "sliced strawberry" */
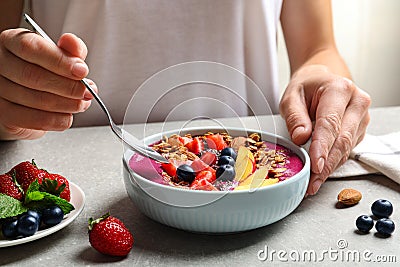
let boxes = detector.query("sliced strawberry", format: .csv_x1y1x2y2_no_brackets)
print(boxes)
190,178,218,191
206,134,227,151
191,159,215,175
161,162,177,178
185,137,204,155
194,170,216,183
200,151,217,166
180,136,193,145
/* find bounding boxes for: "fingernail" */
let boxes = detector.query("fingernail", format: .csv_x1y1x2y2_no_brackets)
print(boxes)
72,62,88,78
312,179,323,195
81,100,92,111
317,158,324,173
292,126,305,140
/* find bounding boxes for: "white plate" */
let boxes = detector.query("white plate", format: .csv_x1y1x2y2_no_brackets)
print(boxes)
0,182,85,248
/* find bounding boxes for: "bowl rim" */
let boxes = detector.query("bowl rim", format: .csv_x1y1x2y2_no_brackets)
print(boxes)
124,126,310,195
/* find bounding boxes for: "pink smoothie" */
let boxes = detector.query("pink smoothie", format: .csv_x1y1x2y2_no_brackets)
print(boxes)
264,142,304,181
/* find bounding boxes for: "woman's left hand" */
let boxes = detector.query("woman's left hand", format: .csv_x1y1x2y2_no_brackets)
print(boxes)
279,64,371,195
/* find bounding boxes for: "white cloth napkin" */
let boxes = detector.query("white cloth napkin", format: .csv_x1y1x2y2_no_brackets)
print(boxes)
330,131,400,184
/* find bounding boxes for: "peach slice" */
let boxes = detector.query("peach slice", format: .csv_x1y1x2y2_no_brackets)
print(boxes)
260,178,279,187
234,179,279,191
234,166,278,191
238,166,268,187
234,146,255,182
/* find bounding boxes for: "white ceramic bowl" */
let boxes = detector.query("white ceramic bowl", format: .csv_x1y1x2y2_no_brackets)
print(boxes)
123,127,310,233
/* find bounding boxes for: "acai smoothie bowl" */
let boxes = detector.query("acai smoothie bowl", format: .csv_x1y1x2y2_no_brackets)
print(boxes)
122,127,310,233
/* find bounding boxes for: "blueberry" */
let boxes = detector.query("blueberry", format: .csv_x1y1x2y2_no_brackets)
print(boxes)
21,210,42,223
218,156,235,166
216,164,235,181
371,199,393,218
17,214,39,237
176,164,196,183
220,147,237,160
375,218,395,236
355,215,374,233
41,206,64,226
1,218,19,238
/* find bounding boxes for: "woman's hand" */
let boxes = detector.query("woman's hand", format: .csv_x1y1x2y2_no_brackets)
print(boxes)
280,64,371,195
0,28,96,140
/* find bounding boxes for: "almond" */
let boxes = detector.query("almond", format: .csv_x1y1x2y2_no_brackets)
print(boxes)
337,188,362,206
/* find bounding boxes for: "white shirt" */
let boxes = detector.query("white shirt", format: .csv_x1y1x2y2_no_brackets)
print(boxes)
31,0,283,126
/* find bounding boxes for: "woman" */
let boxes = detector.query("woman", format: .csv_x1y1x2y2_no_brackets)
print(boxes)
0,0,371,195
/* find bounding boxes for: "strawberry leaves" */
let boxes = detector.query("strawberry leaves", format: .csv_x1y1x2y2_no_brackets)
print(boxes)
88,213,110,231
39,178,66,197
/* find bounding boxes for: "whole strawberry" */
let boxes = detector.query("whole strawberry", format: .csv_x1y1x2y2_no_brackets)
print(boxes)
88,213,134,256
8,160,47,193
0,173,23,200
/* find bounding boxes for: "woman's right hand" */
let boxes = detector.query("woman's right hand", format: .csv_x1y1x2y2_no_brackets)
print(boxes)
0,28,96,140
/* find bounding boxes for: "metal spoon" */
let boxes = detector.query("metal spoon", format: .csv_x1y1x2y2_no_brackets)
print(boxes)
23,14,169,163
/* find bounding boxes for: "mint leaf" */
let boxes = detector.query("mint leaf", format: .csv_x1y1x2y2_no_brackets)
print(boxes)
25,191,45,203
41,192,74,214
25,192,74,215
0,193,28,219
26,179,40,195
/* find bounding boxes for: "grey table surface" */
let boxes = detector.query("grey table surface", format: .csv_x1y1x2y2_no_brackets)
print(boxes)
1,106,399,266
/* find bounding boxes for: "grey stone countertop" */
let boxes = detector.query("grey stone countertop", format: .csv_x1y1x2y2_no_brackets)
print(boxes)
0,106,399,266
